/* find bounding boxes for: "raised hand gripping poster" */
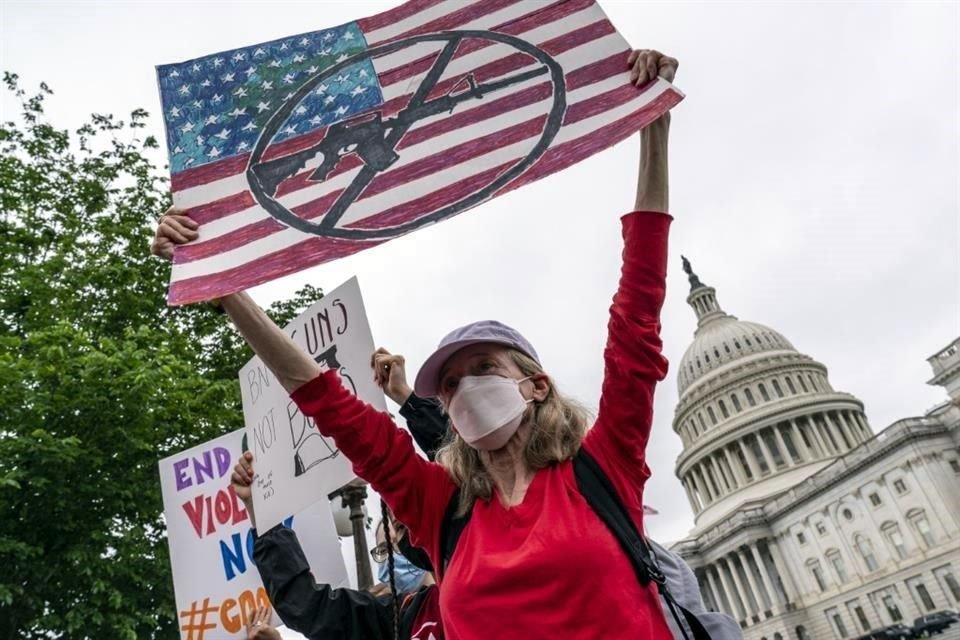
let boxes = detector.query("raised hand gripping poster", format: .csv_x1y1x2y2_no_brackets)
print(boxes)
239,276,386,532
159,428,347,640
157,0,684,303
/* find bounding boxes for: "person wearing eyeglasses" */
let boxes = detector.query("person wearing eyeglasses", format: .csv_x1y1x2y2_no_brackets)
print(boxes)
370,512,435,597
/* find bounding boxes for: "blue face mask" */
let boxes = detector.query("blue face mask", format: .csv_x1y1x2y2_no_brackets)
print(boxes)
377,550,427,594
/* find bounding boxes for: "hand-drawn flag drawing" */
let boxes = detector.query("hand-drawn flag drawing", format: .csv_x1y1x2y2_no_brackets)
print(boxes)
157,0,684,304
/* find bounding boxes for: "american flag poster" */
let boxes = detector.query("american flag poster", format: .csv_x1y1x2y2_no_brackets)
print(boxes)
157,0,684,305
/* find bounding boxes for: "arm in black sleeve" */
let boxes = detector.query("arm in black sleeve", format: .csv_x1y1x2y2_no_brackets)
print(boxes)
398,394,448,461
253,526,392,640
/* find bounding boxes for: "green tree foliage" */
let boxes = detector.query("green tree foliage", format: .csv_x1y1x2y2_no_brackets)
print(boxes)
0,74,322,639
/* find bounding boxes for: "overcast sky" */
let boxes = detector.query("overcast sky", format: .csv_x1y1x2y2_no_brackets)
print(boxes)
3,0,958,620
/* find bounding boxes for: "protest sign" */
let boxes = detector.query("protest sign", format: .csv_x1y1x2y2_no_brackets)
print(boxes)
156,0,684,304
160,428,347,640
239,275,385,531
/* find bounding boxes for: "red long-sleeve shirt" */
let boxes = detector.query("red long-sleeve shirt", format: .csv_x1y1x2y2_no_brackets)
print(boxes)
292,211,673,640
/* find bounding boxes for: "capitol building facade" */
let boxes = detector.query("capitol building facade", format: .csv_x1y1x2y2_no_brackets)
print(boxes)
670,262,960,640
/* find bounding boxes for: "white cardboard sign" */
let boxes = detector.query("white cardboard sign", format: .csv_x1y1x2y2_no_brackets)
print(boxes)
239,276,385,531
159,428,347,640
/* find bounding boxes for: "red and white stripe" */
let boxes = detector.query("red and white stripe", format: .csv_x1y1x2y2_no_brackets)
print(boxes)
168,0,683,304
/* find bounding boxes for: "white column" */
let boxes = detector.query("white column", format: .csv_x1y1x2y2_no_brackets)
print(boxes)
690,479,703,511
718,558,747,621
853,411,871,436
911,458,960,538
833,513,865,580
767,537,800,605
803,415,829,457
684,475,697,508
826,414,846,452
703,567,724,614
703,458,721,496
723,450,741,489
838,411,860,446
689,470,707,506
696,466,714,503
880,482,922,552
751,541,780,612
814,414,838,455
727,554,755,619
824,412,846,450
790,419,814,461
832,411,856,450
773,424,794,466
714,454,734,492
858,492,894,566
705,462,722,498
723,445,746,487
755,429,777,471
738,439,762,480
682,479,698,513
711,454,728,492
738,548,767,613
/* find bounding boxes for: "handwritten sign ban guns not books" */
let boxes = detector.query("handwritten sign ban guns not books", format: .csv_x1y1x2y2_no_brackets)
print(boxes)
239,276,386,531
159,428,347,640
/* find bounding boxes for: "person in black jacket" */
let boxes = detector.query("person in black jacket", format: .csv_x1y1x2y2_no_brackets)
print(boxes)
233,453,443,640
372,347,448,462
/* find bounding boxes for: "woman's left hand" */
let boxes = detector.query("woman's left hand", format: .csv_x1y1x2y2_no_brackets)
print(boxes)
151,206,199,261
628,49,679,86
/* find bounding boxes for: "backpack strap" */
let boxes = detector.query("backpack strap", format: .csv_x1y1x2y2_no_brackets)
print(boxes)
574,448,714,640
436,451,714,639
439,488,473,578
397,586,434,640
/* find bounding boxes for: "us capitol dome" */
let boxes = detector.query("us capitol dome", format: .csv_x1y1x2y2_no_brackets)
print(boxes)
668,258,960,640
674,257,870,528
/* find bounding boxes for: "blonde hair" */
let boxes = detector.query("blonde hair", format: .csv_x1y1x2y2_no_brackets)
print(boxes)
435,350,591,516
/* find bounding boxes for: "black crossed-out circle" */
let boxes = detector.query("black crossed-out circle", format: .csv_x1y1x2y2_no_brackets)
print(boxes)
245,30,567,240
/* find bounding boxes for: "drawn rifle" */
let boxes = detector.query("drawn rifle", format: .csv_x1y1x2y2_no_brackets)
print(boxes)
249,114,394,195
250,66,548,194
399,66,548,122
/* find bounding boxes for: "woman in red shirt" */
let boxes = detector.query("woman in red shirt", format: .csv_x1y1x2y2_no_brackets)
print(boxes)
154,49,679,640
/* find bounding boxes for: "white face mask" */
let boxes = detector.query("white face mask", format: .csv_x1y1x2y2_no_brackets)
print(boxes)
448,375,533,451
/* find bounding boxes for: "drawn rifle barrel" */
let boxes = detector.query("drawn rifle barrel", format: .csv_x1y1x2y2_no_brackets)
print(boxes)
403,66,551,120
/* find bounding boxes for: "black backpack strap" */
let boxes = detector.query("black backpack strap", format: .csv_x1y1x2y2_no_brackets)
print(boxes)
439,488,473,578
574,448,713,640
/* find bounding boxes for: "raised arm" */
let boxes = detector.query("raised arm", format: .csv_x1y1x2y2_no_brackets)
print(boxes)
151,208,319,393
630,49,675,213
584,51,677,486
221,291,320,392
153,212,455,556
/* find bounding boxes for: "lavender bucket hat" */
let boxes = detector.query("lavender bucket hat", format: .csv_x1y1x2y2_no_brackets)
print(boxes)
413,320,541,398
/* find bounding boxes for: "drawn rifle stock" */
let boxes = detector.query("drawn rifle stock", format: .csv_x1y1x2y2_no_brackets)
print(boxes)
250,65,549,194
